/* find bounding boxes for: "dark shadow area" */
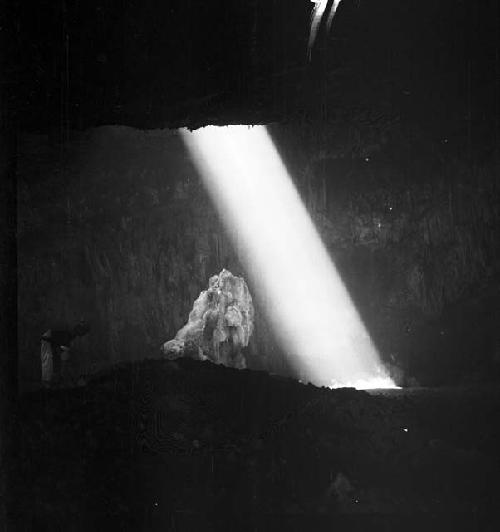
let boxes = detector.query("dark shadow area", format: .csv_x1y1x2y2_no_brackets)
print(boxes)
9,359,500,530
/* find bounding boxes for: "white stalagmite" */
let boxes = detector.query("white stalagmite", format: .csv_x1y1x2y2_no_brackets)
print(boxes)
161,269,254,369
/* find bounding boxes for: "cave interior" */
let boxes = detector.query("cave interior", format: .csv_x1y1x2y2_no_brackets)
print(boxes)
4,0,500,529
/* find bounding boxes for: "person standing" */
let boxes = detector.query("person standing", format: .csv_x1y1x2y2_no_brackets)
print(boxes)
40,320,90,387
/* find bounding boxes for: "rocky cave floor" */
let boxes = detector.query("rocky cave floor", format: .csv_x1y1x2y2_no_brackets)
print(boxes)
10,358,500,531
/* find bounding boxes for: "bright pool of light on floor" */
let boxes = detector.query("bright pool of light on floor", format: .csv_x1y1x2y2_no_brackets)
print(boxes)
331,376,400,390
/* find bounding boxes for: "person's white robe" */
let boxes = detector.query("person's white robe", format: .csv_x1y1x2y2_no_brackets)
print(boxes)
41,333,53,383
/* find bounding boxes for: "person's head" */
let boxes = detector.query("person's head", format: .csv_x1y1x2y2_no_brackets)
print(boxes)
73,319,90,338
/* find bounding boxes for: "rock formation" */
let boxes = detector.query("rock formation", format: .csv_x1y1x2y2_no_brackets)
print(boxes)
161,269,254,369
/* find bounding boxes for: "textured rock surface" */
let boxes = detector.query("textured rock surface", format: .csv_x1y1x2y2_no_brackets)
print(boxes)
162,269,254,369
17,125,500,388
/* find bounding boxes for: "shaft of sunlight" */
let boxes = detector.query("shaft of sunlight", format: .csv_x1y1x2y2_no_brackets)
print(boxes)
180,125,397,389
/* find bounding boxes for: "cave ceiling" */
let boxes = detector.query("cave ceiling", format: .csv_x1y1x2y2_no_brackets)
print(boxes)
10,0,499,151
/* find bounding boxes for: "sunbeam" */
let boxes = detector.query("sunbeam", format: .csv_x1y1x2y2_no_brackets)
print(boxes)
180,125,397,389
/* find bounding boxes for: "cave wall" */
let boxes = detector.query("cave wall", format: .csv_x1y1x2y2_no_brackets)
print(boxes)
272,121,500,385
18,124,500,388
17,127,238,387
